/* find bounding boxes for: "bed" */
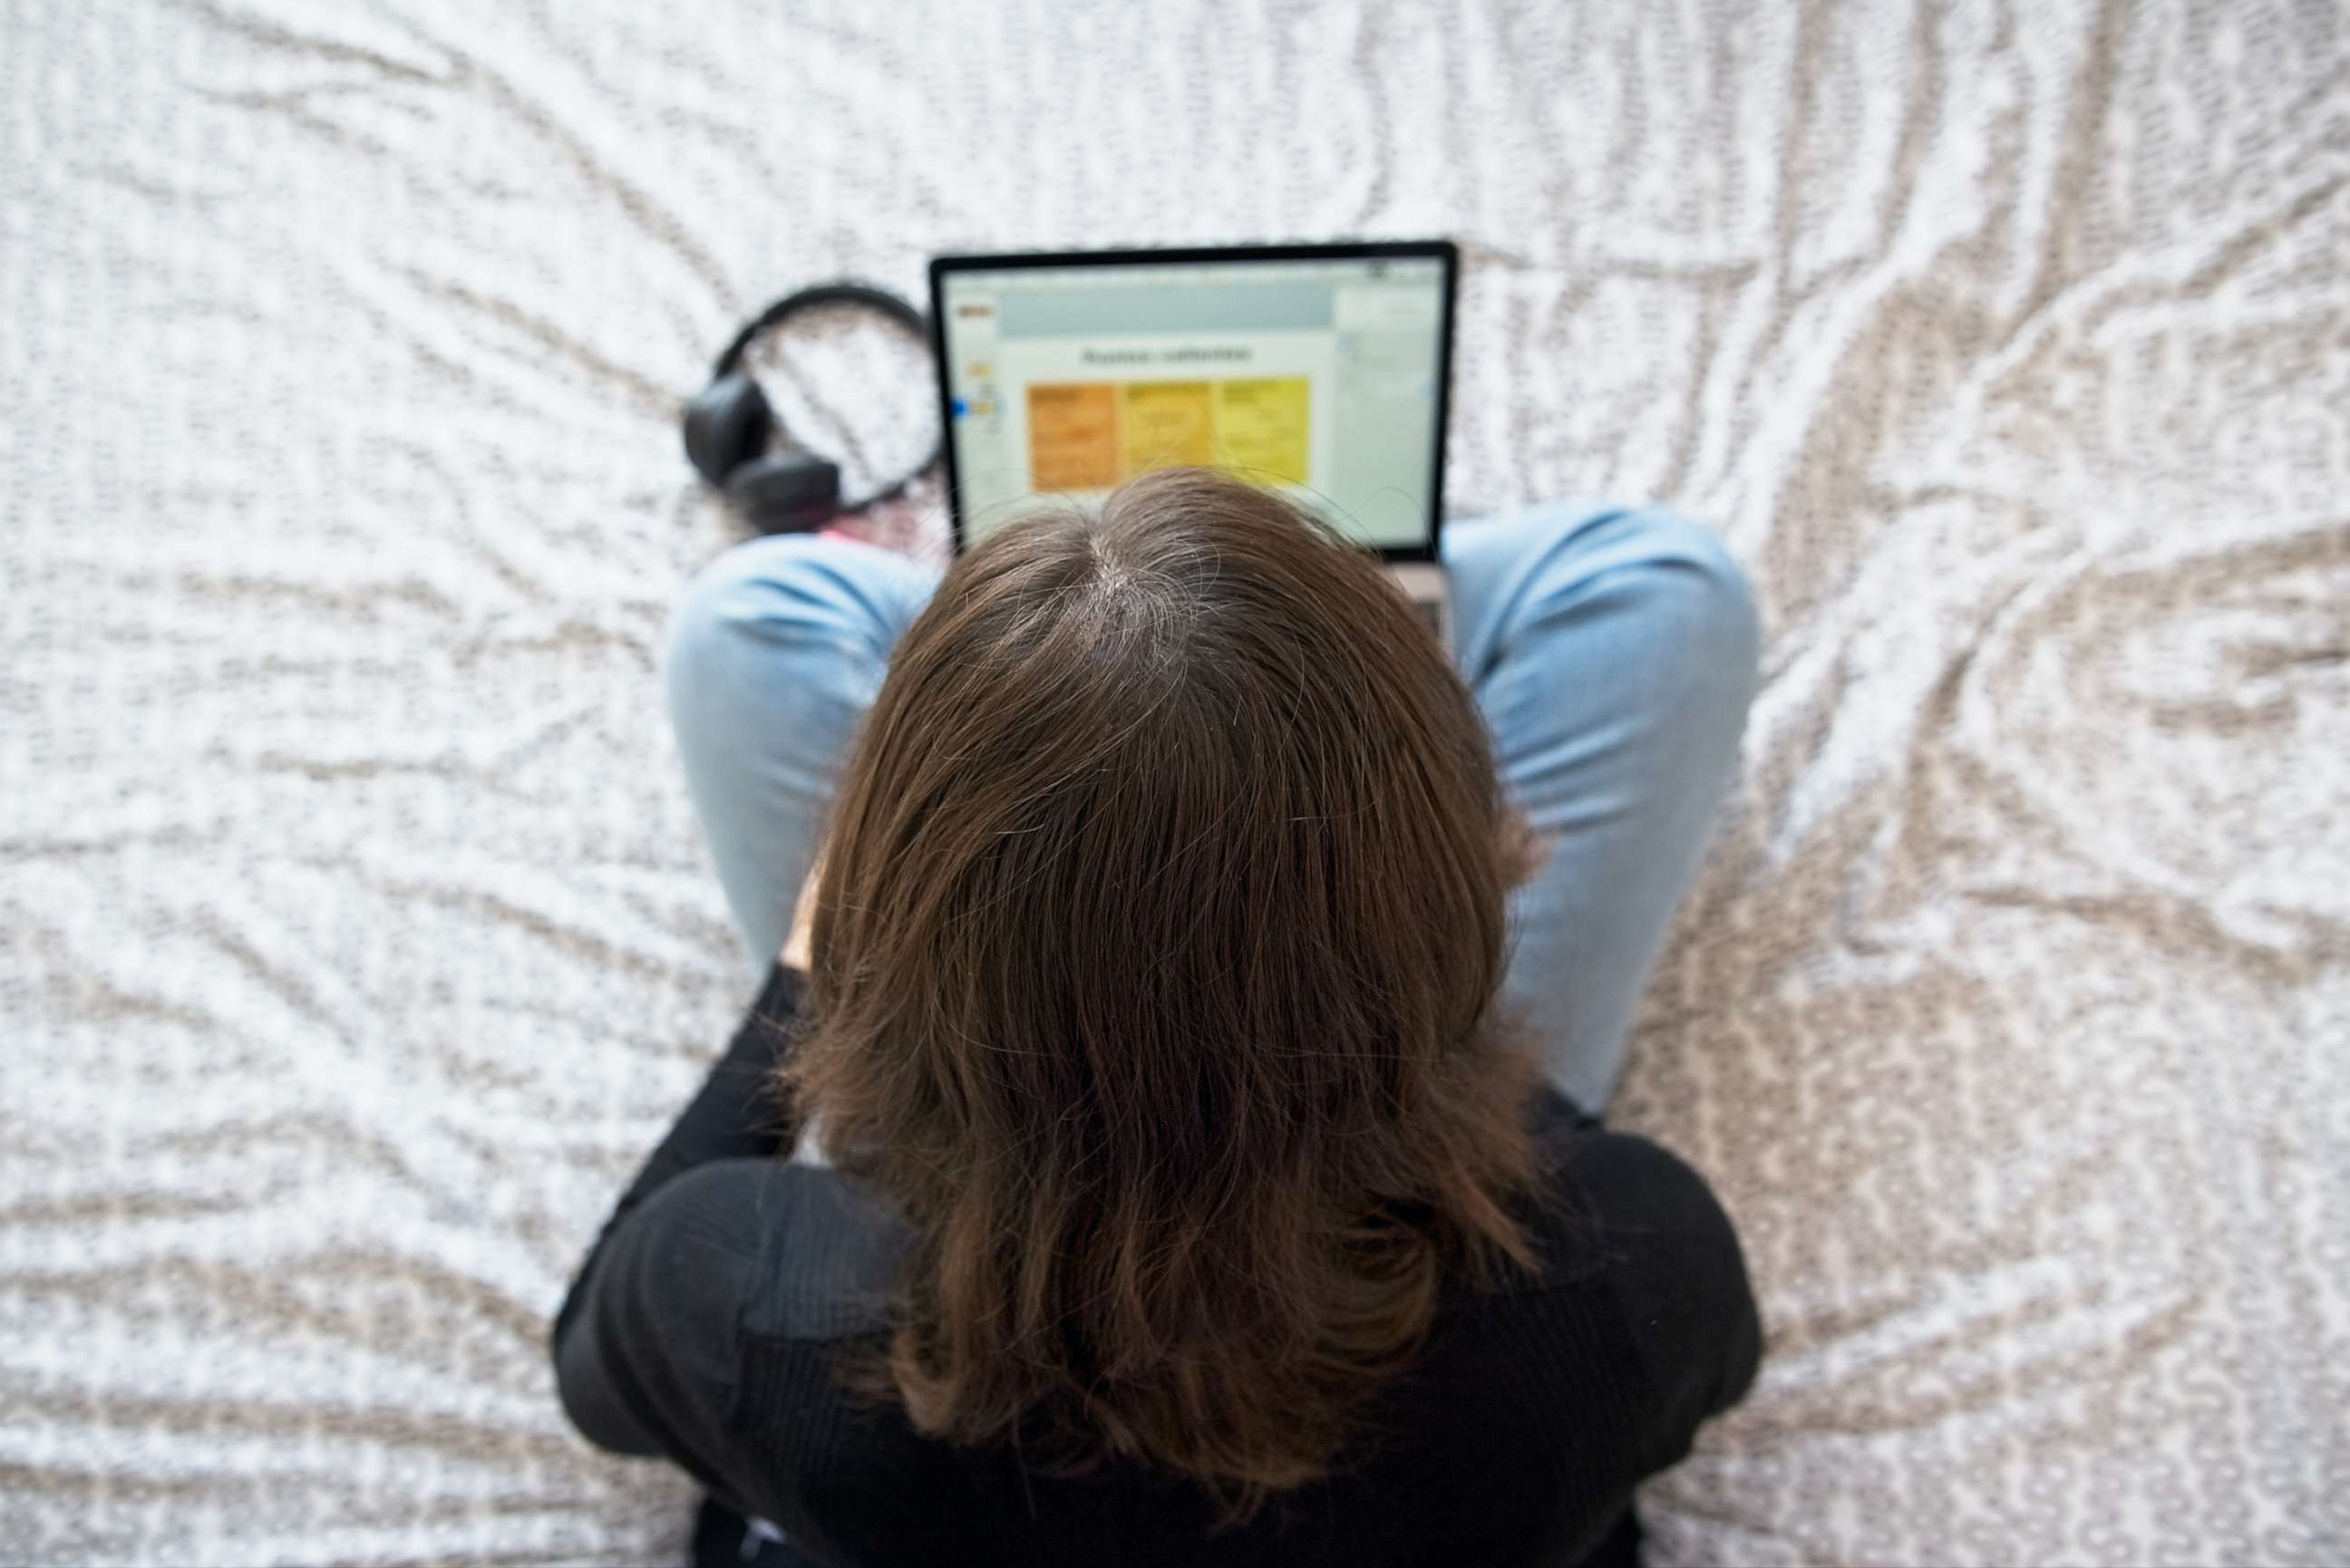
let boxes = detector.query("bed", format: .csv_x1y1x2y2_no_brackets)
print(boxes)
4,1,2345,1562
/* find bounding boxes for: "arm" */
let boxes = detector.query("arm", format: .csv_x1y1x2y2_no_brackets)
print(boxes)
1577,1135,1763,1469
549,962,810,1452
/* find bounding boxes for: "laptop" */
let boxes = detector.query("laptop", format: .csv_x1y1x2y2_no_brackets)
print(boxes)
927,240,1458,641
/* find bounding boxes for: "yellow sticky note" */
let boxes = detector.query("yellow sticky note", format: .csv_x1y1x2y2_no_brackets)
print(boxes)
1211,377,1310,485
1120,382,1216,473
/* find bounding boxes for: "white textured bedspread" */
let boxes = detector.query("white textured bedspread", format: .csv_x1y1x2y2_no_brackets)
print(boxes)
5,2,2346,1563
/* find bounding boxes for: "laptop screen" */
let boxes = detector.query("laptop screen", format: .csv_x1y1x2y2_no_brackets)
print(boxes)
932,247,1452,555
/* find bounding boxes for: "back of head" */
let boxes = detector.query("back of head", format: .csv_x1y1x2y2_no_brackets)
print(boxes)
785,467,1549,1524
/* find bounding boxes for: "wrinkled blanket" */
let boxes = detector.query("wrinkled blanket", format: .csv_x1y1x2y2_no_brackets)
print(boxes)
4,1,2345,1563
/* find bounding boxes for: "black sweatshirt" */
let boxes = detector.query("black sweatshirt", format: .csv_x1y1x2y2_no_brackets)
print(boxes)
553,965,1761,1568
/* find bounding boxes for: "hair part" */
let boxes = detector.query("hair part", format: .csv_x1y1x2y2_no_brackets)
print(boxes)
781,468,1554,1528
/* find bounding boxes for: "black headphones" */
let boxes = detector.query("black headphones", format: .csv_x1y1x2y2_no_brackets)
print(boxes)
681,282,942,534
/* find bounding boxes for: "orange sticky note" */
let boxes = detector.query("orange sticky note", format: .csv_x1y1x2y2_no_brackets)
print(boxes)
1027,382,1120,490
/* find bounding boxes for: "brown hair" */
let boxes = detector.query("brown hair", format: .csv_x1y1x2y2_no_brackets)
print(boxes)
781,467,1552,1525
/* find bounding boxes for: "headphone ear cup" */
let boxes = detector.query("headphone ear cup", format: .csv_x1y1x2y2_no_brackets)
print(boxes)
725,453,842,534
682,373,775,487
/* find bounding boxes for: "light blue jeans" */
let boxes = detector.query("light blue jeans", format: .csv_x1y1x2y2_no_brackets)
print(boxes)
665,503,1758,1114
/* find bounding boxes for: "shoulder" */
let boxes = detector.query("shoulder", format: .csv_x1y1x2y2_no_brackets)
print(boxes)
572,1161,778,1352
1515,1092,1735,1256
555,1159,909,1450
1518,1091,1743,1265
1559,1128,1743,1263
553,1157,911,1461
1533,1116,1763,1437
617,1159,914,1342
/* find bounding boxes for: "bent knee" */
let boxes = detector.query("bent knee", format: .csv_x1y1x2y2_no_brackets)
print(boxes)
1521,507,1761,701
664,536,918,733
667,536,898,675
1613,509,1759,671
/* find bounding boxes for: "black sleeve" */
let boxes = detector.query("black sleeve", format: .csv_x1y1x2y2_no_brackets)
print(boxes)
1574,1134,1763,1471
550,962,809,1452
552,1159,774,1462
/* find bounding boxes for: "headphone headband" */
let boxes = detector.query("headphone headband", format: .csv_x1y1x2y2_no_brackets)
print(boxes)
690,280,941,524
712,282,932,382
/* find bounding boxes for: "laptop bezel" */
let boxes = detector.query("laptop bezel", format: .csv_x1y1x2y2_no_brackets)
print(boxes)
927,239,1458,564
